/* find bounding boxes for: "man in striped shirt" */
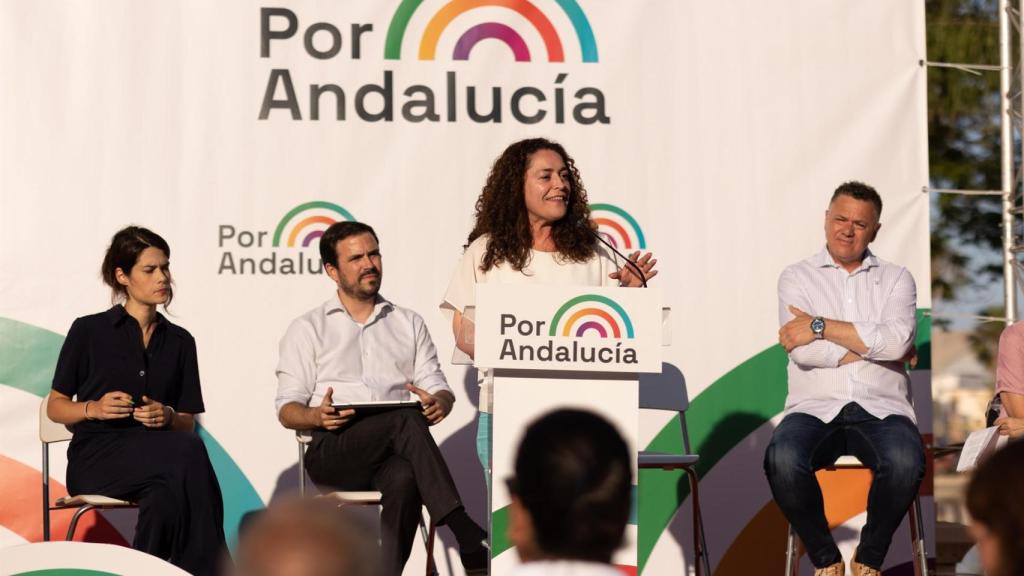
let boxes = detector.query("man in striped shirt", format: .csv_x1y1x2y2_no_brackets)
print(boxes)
763,182,925,576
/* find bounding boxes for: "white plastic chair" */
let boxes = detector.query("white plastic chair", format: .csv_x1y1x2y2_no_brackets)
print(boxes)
783,454,929,576
296,432,438,576
40,397,136,541
637,371,710,576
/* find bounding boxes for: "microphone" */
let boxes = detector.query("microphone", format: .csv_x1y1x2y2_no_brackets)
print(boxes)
578,218,647,288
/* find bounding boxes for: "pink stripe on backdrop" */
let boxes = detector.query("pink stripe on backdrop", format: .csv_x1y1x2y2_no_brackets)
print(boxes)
0,455,130,545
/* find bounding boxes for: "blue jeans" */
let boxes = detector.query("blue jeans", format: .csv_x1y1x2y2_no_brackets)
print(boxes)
763,402,925,569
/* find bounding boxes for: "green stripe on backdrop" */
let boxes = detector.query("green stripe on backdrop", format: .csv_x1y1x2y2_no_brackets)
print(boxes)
636,346,788,571
914,309,932,370
12,565,118,569
0,318,264,551
383,0,424,60
491,507,511,559
0,318,65,398
195,424,264,549
636,310,931,572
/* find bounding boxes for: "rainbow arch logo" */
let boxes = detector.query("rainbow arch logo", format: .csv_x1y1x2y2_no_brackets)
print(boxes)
384,0,598,63
591,203,646,250
549,294,634,339
272,201,356,248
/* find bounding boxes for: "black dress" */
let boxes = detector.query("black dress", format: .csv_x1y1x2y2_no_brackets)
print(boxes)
52,305,226,576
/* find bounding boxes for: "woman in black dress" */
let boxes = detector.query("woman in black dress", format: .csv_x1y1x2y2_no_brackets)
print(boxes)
47,226,226,575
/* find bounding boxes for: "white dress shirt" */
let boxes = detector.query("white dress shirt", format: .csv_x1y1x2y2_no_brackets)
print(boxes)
275,294,452,414
778,247,917,423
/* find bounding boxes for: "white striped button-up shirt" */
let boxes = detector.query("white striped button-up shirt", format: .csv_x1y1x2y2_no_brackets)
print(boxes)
778,247,917,423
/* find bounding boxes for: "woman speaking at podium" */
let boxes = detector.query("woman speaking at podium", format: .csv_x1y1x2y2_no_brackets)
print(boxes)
46,226,226,575
440,137,657,477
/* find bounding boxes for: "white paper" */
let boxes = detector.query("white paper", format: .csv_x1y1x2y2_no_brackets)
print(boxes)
957,426,1001,472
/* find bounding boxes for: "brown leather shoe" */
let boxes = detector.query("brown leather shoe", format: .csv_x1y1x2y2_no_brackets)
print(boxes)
814,561,844,576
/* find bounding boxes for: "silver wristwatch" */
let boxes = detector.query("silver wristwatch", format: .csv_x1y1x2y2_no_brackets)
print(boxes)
810,317,826,340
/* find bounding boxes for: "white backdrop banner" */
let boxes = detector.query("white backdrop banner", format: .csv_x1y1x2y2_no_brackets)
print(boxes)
0,1,929,574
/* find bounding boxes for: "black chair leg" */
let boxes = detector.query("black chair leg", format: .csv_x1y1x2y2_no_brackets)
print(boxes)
683,467,710,576
42,444,50,542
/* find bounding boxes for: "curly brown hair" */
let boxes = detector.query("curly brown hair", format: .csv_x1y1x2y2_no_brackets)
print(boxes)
466,138,597,272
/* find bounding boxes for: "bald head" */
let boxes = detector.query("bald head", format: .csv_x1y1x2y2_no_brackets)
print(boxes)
235,498,378,576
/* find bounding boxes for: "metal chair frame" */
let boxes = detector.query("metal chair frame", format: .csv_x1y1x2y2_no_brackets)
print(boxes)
637,372,711,576
39,397,136,541
782,455,929,576
296,432,438,576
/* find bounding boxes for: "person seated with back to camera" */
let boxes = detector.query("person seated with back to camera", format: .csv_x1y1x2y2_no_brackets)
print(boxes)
505,408,632,576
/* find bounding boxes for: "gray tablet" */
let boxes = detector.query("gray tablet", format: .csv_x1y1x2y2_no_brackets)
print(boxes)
331,400,422,416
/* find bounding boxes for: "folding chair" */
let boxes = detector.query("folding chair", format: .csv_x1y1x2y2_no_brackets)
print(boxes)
296,432,438,576
783,454,929,576
40,397,136,541
637,373,711,576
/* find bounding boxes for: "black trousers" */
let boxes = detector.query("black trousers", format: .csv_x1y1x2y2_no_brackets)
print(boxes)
67,429,226,576
305,408,463,576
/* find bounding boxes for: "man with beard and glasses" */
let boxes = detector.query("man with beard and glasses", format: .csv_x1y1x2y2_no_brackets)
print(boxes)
275,221,488,576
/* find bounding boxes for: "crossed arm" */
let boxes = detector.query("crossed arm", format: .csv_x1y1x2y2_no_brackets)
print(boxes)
777,267,917,369
779,306,869,367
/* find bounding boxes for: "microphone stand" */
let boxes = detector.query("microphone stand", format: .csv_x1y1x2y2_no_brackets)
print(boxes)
584,223,648,288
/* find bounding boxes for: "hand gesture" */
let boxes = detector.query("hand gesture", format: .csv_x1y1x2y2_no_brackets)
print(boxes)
133,395,171,428
610,251,658,287
91,391,134,420
406,383,452,426
996,416,1024,438
317,387,354,431
779,305,816,352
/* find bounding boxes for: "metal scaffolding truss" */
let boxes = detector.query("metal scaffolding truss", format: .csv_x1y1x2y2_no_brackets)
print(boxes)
927,0,1024,324
1005,1,1024,322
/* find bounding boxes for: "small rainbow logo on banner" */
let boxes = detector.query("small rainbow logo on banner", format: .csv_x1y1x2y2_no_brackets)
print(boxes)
272,201,356,248
384,0,598,63
590,203,646,250
549,294,634,339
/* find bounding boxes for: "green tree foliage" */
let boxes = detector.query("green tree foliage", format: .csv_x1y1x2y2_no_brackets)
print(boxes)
968,306,1006,368
927,0,1003,301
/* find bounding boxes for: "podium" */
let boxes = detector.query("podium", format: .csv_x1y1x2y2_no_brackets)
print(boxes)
472,284,665,574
